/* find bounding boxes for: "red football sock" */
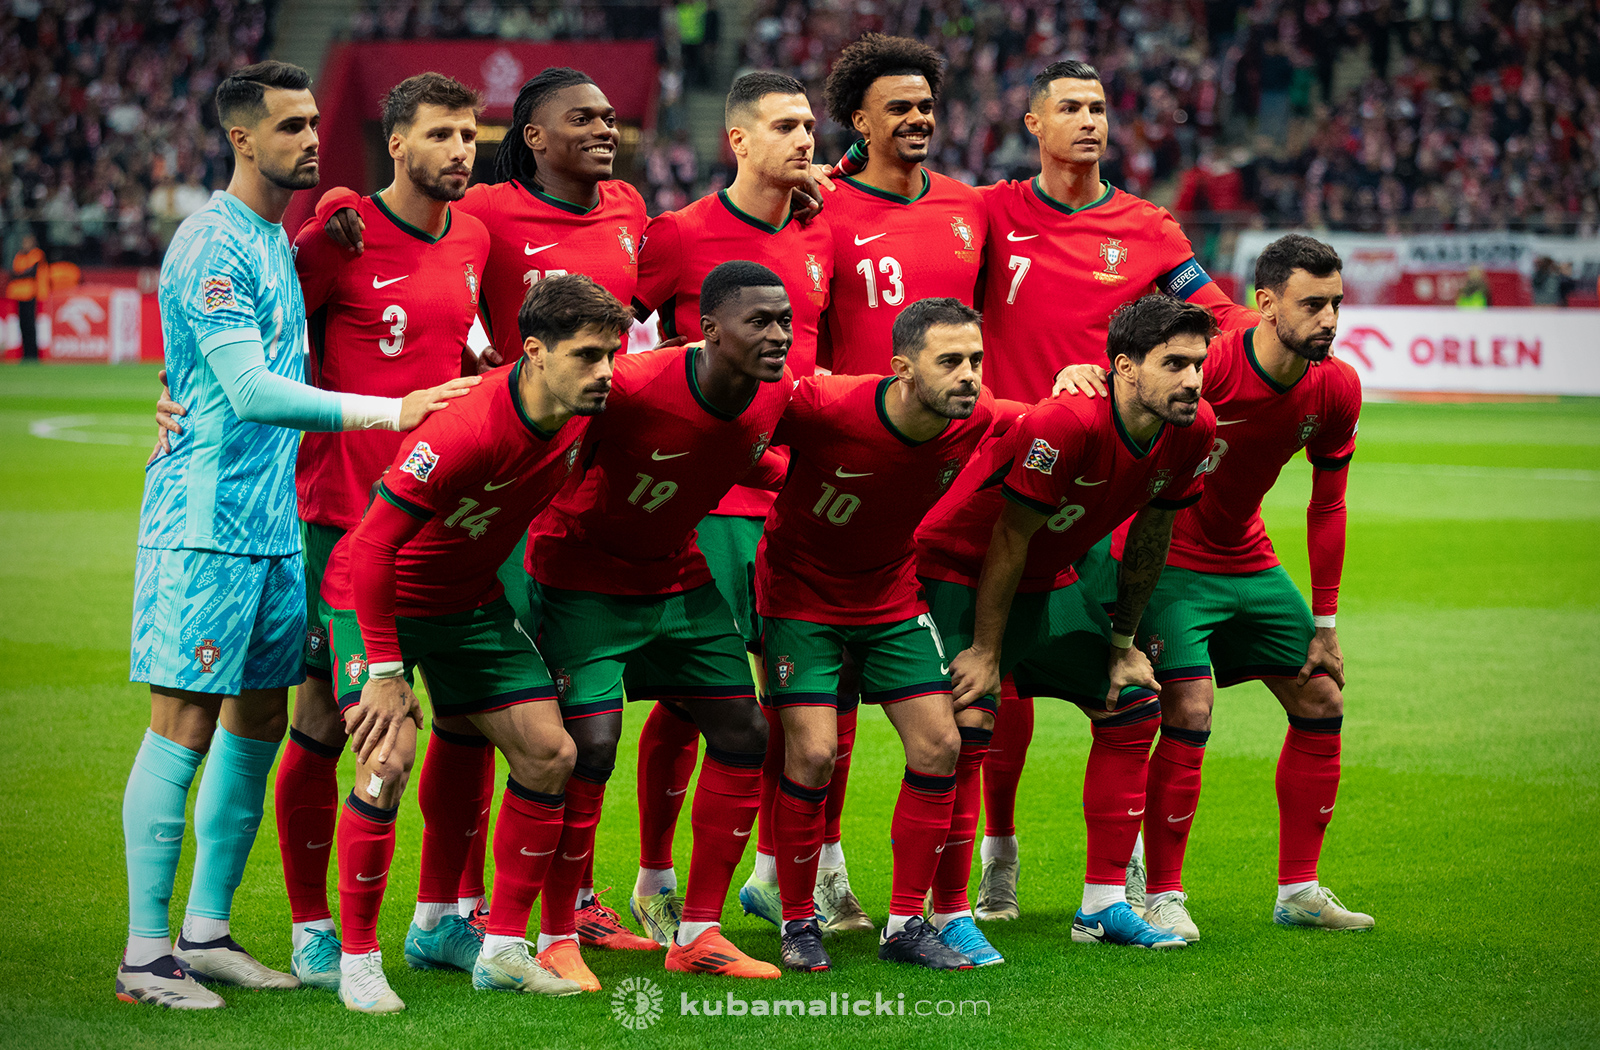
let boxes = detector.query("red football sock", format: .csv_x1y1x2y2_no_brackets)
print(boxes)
680,750,762,923
1083,702,1161,885
274,728,340,923
541,768,607,938
774,775,828,923
983,680,1033,837
456,740,495,901
756,703,784,858
931,727,989,914
823,706,857,844
890,768,957,917
1277,720,1342,885
1144,725,1209,895
485,781,565,938
416,728,489,905
637,703,700,870
336,793,398,955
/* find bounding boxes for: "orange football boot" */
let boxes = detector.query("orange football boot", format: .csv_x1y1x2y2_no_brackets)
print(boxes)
665,927,780,978
535,939,601,992
577,891,663,951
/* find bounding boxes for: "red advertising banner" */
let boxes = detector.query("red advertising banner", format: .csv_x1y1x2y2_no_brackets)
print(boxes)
1,286,146,363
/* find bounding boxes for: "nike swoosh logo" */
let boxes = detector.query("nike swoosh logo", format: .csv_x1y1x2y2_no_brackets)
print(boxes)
465,829,479,837
1216,419,1248,426
306,839,333,849
946,839,972,848
1320,805,1336,813
1078,921,1105,937
854,233,887,245
153,832,183,842
794,849,820,863
1127,808,1146,817
940,663,950,675
521,848,557,857
562,852,591,862
356,871,388,882
483,478,516,491
1007,231,1039,242
666,787,688,797
1074,476,1107,486
732,827,752,837
372,275,409,289
835,467,872,478
525,243,558,255
1166,812,1194,824
652,450,689,461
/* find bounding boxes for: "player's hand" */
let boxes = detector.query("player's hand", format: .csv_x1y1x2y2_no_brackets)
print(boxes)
398,375,481,430
1053,363,1109,398
347,676,424,765
1298,626,1345,689
325,206,365,253
808,162,838,192
151,369,187,460
949,646,1001,713
654,334,692,350
459,344,503,377
1105,643,1159,711
791,184,824,225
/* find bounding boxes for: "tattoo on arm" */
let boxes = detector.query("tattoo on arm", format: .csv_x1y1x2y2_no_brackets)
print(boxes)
1112,506,1176,638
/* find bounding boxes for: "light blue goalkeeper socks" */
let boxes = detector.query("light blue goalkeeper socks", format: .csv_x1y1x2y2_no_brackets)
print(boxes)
185,726,281,921
123,729,204,939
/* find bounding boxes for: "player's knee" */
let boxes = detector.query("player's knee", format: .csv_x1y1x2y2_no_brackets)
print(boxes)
571,732,617,774
700,701,768,756
906,724,961,776
788,739,836,785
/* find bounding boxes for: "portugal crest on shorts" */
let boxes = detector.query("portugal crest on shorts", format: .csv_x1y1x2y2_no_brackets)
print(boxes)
1297,414,1321,447
193,638,221,674
1099,238,1127,275
950,215,975,251
1147,468,1173,497
306,626,325,657
749,431,772,466
773,654,795,688
552,669,572,698
805,254,824,292
345,654,367,686
464,263,480,305
617,226,637,264
938,456,963,490
1145,634,1166,667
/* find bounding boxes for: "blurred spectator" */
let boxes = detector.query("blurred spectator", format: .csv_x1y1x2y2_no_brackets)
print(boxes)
7,232,49,362
1532,255,1577,307
1457,265,1491,308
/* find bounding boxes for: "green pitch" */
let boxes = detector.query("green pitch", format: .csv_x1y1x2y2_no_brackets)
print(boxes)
1,364,1597,1048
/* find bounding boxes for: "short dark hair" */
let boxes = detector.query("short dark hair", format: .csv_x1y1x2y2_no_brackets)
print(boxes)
1254,234,1344,295
892,297,981,357
701,260,787,317
381,72,482,140
726,71,808,130
1029,60,1101,109
823,33,944,127
518,273,632,349
492,67,599,185
215,60,312,130
1106,295,1217,366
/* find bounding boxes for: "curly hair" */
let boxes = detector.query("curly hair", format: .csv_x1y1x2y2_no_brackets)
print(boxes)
822,33,944,127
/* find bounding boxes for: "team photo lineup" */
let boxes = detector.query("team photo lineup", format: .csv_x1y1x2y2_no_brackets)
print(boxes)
116,33,1377,1016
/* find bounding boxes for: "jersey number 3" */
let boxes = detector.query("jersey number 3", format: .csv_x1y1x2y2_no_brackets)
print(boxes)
379,305,408,357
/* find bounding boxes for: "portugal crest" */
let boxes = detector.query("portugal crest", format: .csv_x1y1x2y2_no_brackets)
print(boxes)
950,215,975,251
464,263,480,305
773,654,796,688
552,669,572,698
1145,634,1166,666
617,226,637,264
749,431,772,466
804,254,824,292
1147,468,1173,497
306,626,325,658
1296,414,1322,446
565,444,581,474
938,456,963,490
193,638,221,674
1099,238,1127,275
345,654,368,686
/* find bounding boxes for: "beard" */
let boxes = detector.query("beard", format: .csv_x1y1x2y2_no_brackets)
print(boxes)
261,154,319,190
892,128,932,163
1281,321,1336,362
1133,375,1200,427
408,155,470,202
916,378,979,420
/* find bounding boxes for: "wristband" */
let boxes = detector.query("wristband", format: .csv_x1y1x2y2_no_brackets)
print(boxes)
1312,615,1336,629
1110,631,1135,650
368,661,405,679
340,392,403,431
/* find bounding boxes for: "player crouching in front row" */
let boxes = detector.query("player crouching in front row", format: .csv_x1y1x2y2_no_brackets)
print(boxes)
315,274,629,1013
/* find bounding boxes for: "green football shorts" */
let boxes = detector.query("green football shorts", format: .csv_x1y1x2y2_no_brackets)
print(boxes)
697,513,765,653
531,581,757,719
299,520,345,678
326,597,557,717
761,614,951,709
1134,562,1323,687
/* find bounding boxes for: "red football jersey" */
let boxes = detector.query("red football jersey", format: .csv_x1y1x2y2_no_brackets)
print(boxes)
821,171,985,376
977,178,1222,399
321,360,589,622
294,194,490,529
1146,326,1361,575
633,191,832,518
528,346,791,595
758,376,1010,624
917,393,1217,593
458,179,645,363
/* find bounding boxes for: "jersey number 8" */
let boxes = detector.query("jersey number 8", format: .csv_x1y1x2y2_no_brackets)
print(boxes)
1047,501,1086,532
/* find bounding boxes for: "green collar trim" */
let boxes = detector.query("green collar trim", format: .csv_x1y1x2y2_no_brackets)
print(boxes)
841,169,931,206
1243,327,1304,394
373,191,451,244
1029,176,1113,216
686,346,756,421
717,190,790,234
874,376,947,446
1111,394,1161,459
509,358,557,440
518,178,597,216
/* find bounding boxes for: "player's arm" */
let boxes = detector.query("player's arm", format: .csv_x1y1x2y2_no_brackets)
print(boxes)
1052,364,1109,398
950,498,1043,711
316,185,366,254
1187,280,1260,333
1302,451,1351,688
631,213,683,324
345,488,429,763
1106,504,1175,708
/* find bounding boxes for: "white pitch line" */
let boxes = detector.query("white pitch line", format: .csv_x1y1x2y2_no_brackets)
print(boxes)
1357,462,1598,483
29,414,145,446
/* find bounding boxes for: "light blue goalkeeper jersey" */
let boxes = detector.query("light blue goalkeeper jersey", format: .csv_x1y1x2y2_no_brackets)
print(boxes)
139,191,306,556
